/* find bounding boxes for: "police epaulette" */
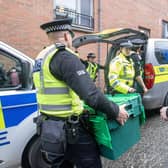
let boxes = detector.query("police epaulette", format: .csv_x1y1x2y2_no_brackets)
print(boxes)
55,43,65,50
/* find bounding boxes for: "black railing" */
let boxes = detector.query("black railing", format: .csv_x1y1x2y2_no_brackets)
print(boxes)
54,6,94,30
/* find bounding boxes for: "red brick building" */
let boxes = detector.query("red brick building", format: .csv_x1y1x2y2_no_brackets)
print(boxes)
0,0,168,85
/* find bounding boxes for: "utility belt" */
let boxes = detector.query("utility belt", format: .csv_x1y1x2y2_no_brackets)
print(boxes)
33,112,90,144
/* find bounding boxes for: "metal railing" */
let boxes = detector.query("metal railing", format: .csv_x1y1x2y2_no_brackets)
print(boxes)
54,6,94,30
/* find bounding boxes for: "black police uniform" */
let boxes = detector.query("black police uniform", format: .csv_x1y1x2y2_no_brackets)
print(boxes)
39,18,119,168
50,50,118,119
130,53,141,77
49,49,119,168
131,39,146,77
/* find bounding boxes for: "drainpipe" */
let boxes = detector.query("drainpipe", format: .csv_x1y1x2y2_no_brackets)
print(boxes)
97,0,102,87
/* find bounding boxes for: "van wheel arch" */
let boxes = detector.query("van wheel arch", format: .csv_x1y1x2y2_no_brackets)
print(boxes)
21,135,37,168
163,92,168,106
21,135,49,168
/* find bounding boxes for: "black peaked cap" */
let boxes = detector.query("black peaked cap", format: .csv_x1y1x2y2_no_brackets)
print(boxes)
120,41,133,48
40,18,73,34
87,53,96,58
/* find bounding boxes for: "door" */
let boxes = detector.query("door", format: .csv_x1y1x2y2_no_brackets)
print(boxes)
72,28,147,48
0,42,37,167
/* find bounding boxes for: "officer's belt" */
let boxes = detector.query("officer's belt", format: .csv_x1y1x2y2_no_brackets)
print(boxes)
42,114,67,121
42,112,89,123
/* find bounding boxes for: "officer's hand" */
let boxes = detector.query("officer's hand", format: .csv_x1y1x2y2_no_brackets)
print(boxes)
116,104,129,125
160,106,168,121
128,87,136,93
143,87,148,94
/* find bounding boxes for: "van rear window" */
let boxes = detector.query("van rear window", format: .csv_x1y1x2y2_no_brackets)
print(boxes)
155,41,168,64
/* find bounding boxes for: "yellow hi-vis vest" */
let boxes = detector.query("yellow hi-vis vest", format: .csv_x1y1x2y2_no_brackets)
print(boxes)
108,52,135,94
33,44,83,117
86,62,98,80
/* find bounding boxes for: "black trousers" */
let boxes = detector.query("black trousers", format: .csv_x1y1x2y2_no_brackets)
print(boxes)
42,122,102,168
60,124,102,168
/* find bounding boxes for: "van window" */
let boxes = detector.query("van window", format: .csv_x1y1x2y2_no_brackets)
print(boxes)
0,51,22,90
155,41,168,64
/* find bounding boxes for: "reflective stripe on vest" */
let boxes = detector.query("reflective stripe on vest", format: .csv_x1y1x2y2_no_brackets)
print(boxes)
41,104,72,111
111,80,119,88
39,87,69,94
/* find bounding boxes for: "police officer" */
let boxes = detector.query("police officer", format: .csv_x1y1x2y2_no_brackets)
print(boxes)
108,41,148,94
130,39,148,94
33,18,128,168
81,53,104,82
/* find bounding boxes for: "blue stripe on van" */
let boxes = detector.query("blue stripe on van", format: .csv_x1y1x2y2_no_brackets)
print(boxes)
0,141,10,146
0,92,37,128
0,131,7,135
1,93,37,106
0,131,10,147
0,136,7,140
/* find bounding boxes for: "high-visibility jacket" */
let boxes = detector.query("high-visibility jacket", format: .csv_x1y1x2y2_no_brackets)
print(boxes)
108,52,135,94
33,44,83,117
86,62,98,80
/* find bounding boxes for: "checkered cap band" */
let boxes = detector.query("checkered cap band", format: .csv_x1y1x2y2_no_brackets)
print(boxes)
45,24,71,33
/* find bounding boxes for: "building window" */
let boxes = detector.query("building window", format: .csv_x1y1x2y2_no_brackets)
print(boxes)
138,26,150,37
162,20,168,38
53,0,94,31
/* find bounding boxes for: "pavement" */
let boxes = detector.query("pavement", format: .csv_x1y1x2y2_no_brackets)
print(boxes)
102,112,168,168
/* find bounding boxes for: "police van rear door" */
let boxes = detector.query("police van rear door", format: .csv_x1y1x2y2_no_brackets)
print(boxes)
73,28,147,48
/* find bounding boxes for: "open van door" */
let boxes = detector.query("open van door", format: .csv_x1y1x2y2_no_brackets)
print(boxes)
73,28,147,48
72,28,148,93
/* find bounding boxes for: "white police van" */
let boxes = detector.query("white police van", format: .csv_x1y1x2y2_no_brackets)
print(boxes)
0,41,47,168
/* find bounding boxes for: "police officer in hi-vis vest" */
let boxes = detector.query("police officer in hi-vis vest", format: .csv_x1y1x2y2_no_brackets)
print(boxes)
81,53,104,82
33,18,128,168
108,41,147,94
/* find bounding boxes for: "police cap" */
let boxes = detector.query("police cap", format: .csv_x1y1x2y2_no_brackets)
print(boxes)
120,41,133,48
40,18,75,38
131,39,146,47
131,39,146,51
87,53,96,58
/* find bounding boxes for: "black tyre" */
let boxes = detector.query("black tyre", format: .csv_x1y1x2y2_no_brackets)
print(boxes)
164,92,168,106
22,136,50,168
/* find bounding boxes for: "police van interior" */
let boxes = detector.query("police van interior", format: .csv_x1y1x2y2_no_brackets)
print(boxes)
0,43,34,91
73,28,168,111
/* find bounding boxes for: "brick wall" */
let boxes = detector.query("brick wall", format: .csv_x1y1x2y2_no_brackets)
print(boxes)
0,0,53,58
1,0,168,58
101,0,168,37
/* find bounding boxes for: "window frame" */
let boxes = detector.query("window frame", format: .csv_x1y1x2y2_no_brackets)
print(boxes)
162,20,168,39
0,50,22,91
138,26,151,38
53,0,94,32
